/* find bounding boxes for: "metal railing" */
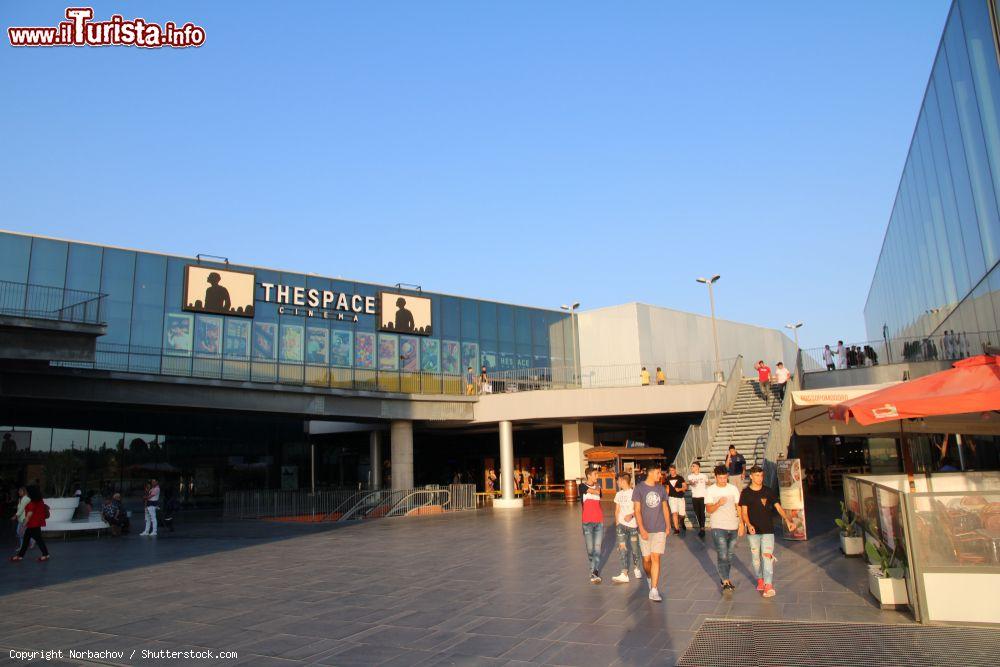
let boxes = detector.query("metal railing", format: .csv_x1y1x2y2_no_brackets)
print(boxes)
483,358,737,393
673,355,744,473
801,329,996,373
0,279,106,325
761,359,800,488
223,485,477,521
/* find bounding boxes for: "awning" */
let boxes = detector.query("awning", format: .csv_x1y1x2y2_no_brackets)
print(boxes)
791,383,901,407
584,446,664,461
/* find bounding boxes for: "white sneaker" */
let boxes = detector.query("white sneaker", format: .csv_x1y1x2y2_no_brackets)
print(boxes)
139,532,149,536
612,572,629,584
634,566,642,579
648,588,662,602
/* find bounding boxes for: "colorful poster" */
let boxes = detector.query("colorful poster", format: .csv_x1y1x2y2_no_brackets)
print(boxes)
331,329,353,367
164,312,193,355
776,458,807,540
194,315,222,357
280,324,304,362
378,334,399,370
355,332,375,369
481,349,497,371
441,340,460,374
420,338,441,373
253,322,277,360
306,326,329,364
224,319,251,359
400,336,419,372
461,342,479,374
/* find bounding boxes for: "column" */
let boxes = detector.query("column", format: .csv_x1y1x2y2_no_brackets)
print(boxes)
369,430,383,490
390,420,414,490
494,420,523,508
561,422,594,481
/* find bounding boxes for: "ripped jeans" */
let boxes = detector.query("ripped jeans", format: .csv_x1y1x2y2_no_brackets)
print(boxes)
615,524,641,571
746,533,775,585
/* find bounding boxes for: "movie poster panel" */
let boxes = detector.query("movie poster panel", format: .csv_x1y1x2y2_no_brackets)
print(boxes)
379,334,399,370
441,340,460,375
253,322,277,360
194,315,223,357
280,324,304,362
777,458,807,540
420,338,441,373
378,292,432,335
183,265,255,317
400,336,419,372
163,313,193,356
461,342,479,374
331,329,353,367
306,326,329,365
0,431,31,453
224,319,251,359
355,331,375,369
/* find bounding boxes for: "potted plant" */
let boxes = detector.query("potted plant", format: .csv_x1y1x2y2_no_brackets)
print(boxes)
865,540,908,607
835,501,863,556
42,450,82,523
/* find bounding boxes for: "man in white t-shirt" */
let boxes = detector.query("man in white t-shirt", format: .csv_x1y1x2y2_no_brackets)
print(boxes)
704,465,743,595
773,362,791,403
612,472,643,584
686,461,709,537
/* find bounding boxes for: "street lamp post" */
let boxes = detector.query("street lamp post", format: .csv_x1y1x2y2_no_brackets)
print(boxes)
785,322,803,350
560,302,581,384
696,275,722,382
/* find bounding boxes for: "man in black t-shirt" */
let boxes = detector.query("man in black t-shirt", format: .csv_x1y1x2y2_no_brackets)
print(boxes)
738,465,796,599
664,464,687,535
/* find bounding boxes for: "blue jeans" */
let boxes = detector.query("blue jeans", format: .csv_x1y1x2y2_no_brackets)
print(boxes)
747,533,775,585
582,522,603,574
615,524,641,571
711,528,738,581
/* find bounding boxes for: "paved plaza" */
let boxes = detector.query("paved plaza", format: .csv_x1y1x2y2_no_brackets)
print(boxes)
1,497,911,666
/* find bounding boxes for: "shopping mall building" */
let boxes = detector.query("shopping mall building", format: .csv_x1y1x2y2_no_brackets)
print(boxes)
0,229,795,506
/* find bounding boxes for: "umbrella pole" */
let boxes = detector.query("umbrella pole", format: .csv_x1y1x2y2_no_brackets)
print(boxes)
955,434,966,471
899,422,916,492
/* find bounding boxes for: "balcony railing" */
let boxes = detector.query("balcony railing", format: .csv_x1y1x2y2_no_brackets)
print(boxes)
800,329,997,373
0,280,106,326
483,358,738,393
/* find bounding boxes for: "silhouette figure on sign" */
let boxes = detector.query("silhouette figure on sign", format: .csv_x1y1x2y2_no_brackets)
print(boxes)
394,297,415,333
204,272,231,313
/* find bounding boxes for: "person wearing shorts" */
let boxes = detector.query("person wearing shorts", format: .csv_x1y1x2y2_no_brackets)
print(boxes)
632,465,670,602
664,464,688,535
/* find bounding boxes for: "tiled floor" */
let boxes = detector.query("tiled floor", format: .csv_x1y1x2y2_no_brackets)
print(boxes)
0,496,910,666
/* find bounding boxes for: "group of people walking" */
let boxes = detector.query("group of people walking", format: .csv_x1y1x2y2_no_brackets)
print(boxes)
578,460,795,601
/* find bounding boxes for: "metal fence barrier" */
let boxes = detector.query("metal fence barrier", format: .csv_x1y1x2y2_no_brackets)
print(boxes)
484,358,737,393
223,485,478,521
0,279,106,325
801,329,996,373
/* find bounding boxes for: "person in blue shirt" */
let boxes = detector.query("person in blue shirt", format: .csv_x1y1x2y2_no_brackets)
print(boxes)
725,445,746,484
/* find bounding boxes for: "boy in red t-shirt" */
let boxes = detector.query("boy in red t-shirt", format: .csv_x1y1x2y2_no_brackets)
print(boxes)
579,468,605,583
755,360,772,404
10,486,50,562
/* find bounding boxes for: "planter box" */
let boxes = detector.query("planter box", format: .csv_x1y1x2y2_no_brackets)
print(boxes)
868,569,908,608
840,533,863,556
46,497,80,523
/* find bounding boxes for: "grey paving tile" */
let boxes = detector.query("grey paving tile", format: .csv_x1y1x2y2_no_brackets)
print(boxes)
448,634,525,659
543,641,620,666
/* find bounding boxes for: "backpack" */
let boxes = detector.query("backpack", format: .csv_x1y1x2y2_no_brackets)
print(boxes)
43,503,51,519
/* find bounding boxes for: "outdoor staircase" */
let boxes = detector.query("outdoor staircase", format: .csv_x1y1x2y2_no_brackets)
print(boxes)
702,379,781,470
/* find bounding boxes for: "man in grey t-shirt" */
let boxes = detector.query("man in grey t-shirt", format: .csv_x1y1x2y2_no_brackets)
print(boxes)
632,465,670,602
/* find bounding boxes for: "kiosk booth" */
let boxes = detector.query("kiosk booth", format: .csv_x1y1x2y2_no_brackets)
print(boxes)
583,445,665,496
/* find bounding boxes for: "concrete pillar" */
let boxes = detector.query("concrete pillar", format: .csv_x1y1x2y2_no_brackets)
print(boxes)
390,420,414,490
494,420,523,508
369,430,383,490
562,422,594,481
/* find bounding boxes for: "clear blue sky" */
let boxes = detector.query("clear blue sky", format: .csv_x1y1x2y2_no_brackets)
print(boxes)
0,1,951,350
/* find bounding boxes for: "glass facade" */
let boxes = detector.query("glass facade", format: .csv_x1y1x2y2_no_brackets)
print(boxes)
865,0,1000,345
0,231,574,394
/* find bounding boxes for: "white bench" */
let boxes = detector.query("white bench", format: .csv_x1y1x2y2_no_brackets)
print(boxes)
42,511,110,537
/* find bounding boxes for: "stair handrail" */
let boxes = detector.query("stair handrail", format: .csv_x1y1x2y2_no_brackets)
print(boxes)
761,356,801,487
338,490,401,521
384,489,452,517
673,355,743,473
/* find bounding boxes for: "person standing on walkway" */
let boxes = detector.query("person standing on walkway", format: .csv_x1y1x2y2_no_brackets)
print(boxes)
640,367,650,386
466,366,476,395
655,367,666,385
664,464,687,535
10,486,32,552
755,360,771,403
612,472,642,584
773,362,791,403
9,486,49,562
578,469,604,583
836,341,846,369
739,465,796,598
141,478,160,537
823,345,835,371
704,465,742,595
632,465,670,602
686,462,708,537
725,445,746,485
